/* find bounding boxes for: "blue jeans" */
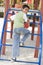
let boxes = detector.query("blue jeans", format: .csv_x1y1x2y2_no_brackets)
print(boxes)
12,27,30,58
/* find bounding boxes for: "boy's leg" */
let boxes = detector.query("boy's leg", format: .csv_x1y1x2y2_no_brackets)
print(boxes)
20,28,30,43
12,32,20,59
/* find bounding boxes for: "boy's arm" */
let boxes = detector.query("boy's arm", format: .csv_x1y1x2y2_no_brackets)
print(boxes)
24,19,30,28
23,14,30,27
23,13,29,22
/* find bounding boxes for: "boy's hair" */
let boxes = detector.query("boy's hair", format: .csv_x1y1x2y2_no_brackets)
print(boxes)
22,4,30,9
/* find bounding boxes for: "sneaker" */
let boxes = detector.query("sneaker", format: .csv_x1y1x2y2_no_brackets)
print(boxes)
11,58,16,61
19,41,24,46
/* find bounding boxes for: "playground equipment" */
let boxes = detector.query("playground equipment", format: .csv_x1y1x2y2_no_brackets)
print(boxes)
0,8,42,65
2,0,42,58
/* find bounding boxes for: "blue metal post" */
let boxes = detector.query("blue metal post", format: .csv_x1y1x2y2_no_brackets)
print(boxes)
38,14,42,65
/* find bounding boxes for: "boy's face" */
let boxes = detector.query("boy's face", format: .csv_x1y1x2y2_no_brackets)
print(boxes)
23,7,29,14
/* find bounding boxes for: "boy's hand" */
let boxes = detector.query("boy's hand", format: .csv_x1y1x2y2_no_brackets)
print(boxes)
24,19,30,28
24,22,30,28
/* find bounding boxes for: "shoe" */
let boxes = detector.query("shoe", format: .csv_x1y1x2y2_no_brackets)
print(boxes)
22,43,24,46
19,41,24,46
11,58,16,61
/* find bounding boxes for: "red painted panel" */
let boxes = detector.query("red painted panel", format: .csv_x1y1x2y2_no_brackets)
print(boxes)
27,0,32,4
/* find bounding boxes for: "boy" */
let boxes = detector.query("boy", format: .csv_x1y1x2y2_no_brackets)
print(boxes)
10,4,30,61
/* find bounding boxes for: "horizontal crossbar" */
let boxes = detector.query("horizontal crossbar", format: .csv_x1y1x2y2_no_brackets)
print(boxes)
7,20,40,25
0,44,41,50
8,8,40,13
20,46,41,49
0,58,39,64
0,58,11,61
8,12,40,17
3,30,40,36
14,60,39,64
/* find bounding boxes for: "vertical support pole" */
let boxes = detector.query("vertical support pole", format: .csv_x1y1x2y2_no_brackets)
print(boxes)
31,0,38,40
34,0,43,58
10,5,14,38
10,22,13,38
34,25,40,58
2,0,10,55
10,0,16,38
40,0,43,22
31,13,36,40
